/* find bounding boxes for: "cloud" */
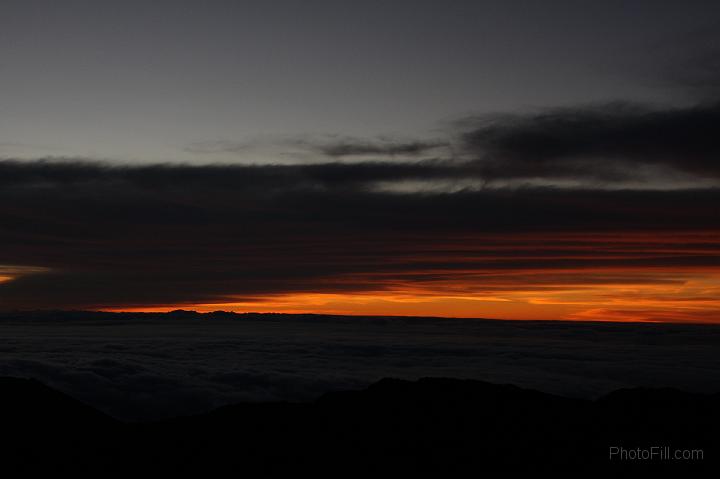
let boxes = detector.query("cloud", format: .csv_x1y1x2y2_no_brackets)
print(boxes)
312,138,448,157
184,136,448,161
182,99,720,188
2,92,720,314
457,101,720,182
0,159,717,310
449,31,720,188
183,140,257,154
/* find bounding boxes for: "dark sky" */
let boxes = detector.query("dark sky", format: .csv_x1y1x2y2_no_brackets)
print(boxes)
0,1,719,321
1,0,718,161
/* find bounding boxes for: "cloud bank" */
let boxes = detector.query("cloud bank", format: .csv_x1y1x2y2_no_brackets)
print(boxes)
458,101,720,183
0,157,718,312
0,98,719,319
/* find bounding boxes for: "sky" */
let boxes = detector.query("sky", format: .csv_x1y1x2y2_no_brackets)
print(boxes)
0,0,719,321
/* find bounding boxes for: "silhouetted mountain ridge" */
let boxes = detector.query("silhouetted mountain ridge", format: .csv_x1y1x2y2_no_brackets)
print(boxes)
5,309,719,331
1,376,715,474
0,309,494,323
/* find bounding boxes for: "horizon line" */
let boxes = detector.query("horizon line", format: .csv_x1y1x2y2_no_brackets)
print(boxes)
0,309,716,326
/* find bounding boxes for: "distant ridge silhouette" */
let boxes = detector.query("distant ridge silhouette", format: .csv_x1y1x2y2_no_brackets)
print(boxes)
1,376,716,474
7,308,715,325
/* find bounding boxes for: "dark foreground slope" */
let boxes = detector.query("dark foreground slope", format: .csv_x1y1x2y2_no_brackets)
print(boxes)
1,377,716,475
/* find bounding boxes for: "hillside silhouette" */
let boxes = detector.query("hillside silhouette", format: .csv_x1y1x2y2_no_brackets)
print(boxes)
1,376,716,474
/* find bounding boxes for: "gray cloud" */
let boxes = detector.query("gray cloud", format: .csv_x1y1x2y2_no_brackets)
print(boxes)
458,101,720,182
184,136,449,160
313,138,449,158
182,99,720,187
183,140,257,155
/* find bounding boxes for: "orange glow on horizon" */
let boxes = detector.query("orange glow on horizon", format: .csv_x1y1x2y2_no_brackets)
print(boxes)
108,267,720,324
2,231,716,324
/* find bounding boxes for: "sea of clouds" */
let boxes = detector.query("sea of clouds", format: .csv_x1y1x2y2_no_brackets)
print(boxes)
1,314,719,420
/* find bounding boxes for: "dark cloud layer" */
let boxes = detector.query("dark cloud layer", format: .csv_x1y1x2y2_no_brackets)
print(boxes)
1,96,720,310
459,101,720,181
183,137,448,159
187,100,720,185
0,156,717,310
314,139,448,157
